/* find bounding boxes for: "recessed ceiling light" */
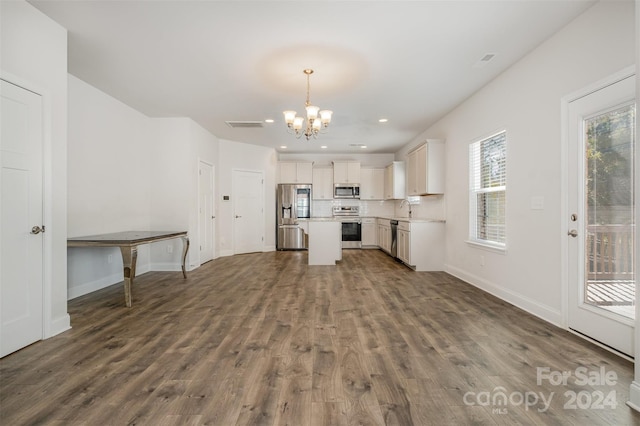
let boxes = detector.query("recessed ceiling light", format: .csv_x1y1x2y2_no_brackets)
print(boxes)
265,119,274,123
321,146,327,149
379,118,388,123
280,145,287,149
360,145,367,149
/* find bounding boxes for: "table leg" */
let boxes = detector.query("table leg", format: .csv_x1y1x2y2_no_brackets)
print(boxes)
120,245,138,307
181,236,190,278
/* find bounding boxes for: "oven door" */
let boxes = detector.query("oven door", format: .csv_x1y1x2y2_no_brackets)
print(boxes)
341,221,362,249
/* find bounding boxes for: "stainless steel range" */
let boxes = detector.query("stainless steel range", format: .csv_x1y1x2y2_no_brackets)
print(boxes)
333,206,361,249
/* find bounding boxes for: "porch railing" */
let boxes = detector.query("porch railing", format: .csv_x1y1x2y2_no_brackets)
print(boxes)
586,224,635,281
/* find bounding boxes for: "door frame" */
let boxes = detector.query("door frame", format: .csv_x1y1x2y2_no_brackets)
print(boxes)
198,159,215,264
1,71,53,340
560,65,636,356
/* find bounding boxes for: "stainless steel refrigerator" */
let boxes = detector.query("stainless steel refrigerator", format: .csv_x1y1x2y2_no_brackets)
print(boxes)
276,184,311,250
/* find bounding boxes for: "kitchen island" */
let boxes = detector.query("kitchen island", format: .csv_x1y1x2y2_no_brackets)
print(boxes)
300,219,342,265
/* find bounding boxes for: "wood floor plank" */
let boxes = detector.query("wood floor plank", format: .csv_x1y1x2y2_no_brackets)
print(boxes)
1,250,638,425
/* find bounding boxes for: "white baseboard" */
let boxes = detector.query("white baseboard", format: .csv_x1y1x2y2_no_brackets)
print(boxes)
627,381,640,412
444,263,563,327
150,262,182,272
219,249,234,257
263,245,276,252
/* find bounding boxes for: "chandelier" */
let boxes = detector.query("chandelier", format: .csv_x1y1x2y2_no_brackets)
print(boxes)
283,69,332,140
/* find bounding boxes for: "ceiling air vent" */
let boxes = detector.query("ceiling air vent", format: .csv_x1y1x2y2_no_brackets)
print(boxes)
225,121,264,129
472,53,496,69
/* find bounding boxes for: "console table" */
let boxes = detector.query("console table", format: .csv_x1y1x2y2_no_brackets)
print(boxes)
67,231,189,307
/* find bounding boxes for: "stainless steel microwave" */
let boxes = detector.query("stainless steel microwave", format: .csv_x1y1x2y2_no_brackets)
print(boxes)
334,184,360,199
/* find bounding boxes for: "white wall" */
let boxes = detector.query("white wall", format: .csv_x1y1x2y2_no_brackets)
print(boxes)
218,140,277,255
1,0,70,337
149,117,219,268
67,75,154,298
397,1,635,325
68,76,219,298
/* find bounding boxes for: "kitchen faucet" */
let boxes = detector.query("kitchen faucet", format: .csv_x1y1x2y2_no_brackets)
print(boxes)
400,198,412,218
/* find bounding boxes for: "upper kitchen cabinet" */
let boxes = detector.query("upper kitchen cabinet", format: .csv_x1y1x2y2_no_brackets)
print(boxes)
407,140,445,195
277,161,313,184
384,161,405,200
312,167,333,200
332,161,360,184
360,168,385,200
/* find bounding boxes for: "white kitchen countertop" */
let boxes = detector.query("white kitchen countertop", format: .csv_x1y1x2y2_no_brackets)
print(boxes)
301,216,445,223
375,216,446,223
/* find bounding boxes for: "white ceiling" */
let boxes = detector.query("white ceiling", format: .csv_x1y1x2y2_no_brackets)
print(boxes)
29,0,596,154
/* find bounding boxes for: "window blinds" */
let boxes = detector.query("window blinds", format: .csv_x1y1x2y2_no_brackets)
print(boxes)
469,131,507,246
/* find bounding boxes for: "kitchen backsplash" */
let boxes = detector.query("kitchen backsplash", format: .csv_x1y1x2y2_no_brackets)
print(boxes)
311,195,444,220
395,194,445,220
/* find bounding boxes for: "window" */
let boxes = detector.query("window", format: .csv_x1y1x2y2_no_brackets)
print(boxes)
469,131,507,249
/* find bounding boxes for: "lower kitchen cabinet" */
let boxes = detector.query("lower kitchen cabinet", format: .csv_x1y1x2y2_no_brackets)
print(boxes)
377,218,391,253
361,218,377,247
397,226,410,264
396,220,444,271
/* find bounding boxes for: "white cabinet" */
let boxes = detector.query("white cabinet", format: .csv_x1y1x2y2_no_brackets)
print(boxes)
361,217,377,247
360,168,385,200
406,140,445,195
397,221,411,265
384,161,405,200
312,167,333,200
395,220,444,271
333,161,360,184
278,162,313,184
377,218,391,253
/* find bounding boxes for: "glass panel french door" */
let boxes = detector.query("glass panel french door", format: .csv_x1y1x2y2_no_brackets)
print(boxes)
584,103,635,318
567,74,635,357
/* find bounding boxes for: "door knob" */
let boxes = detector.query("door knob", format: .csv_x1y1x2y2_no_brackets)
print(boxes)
30,225,44,234
235,215,242,218
567,229,578,237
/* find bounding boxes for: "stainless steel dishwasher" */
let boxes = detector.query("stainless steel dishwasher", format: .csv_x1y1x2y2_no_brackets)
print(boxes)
390,219,398,258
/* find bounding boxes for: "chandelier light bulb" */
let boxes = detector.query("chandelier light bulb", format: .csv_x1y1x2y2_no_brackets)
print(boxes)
320,110,333,125
305,105,319,120
283,110,297,126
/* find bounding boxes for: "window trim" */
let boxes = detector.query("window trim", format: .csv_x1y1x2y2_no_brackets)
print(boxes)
468,129,507,251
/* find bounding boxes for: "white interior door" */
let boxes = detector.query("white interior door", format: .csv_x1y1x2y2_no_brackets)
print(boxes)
233,170,264,254
567,73,636,357
1,80,44,357
198,161,215,263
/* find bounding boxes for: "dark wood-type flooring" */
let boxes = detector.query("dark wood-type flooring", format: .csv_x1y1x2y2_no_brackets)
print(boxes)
1,250,639,425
